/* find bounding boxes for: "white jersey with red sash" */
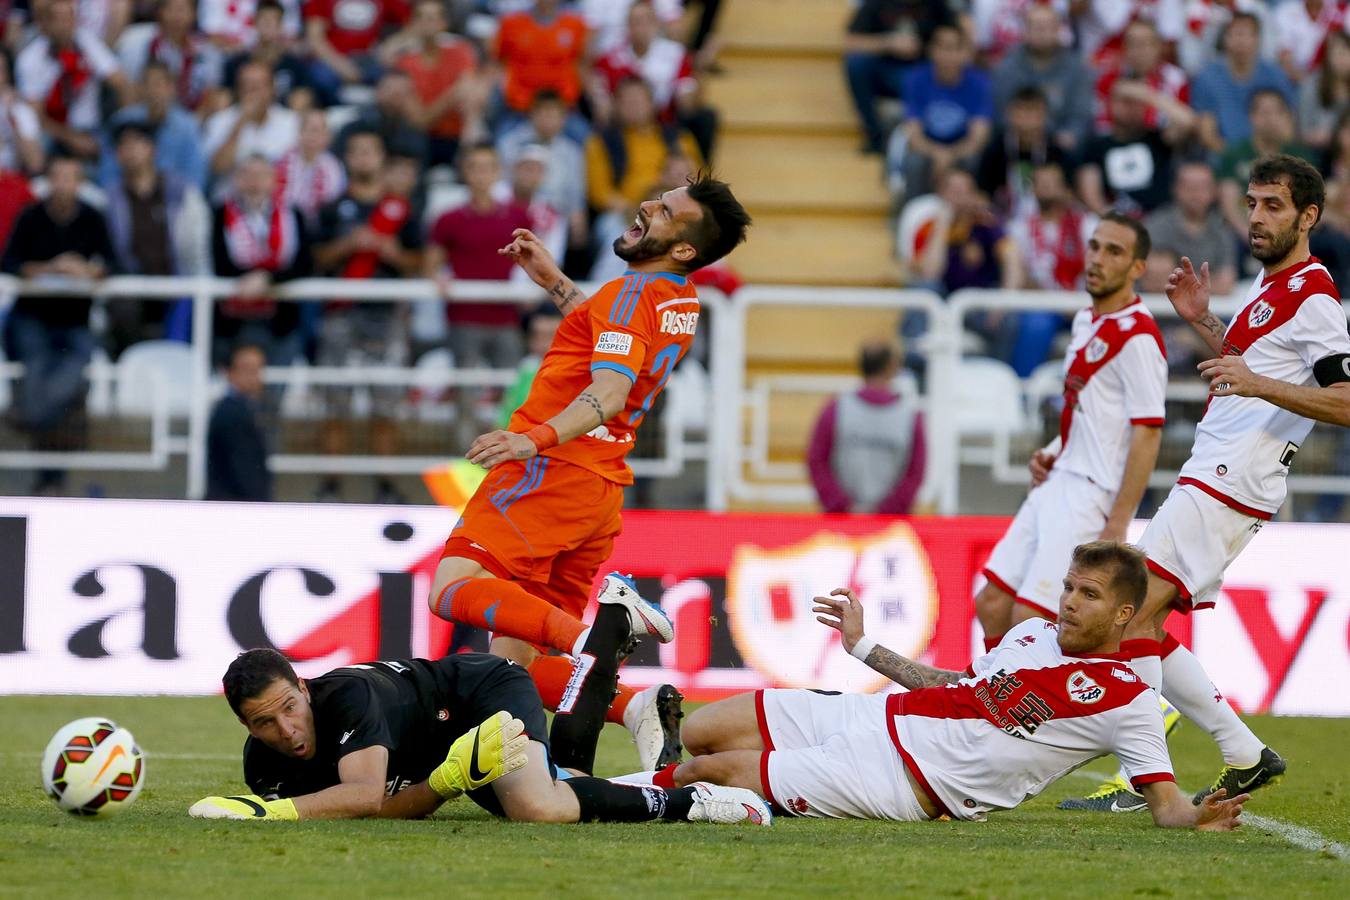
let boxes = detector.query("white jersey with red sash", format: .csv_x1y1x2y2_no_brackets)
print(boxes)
886,618,1173,821
1056,299,1168,493
1175,257,1350,518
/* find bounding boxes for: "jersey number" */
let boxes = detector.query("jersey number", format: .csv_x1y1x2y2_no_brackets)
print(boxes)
629,344,681,426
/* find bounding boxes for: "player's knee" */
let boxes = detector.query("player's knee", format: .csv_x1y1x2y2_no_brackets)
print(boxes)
427,557,488,619
673,755,717,788
680,706,718,756
500,790,575,823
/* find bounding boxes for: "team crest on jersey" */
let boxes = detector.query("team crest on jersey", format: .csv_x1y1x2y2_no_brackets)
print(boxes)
1084,337,1109,364
1287,275,1306,292
1248,299,1274,328
1067,670,1105,704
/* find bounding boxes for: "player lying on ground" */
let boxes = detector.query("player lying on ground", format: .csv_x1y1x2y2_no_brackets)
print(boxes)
1063,153,1350,809
189,641,770,825
425,172,752,774
647,543,1247,829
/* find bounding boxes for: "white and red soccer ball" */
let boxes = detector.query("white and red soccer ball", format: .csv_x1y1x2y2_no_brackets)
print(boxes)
41,717,146,817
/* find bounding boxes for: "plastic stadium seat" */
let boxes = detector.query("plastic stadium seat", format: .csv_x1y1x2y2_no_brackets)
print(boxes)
668,356,709,431
955,357,1028,437
895,194,949,268
1024,359,1066,412
115,340,194,416
87,347,114,416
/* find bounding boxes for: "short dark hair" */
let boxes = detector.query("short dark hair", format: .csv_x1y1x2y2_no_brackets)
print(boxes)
1098,210,1151,260
531,88,564,108
228,342,266,368
520,301,563,336
223,648,300,718
1070,542,1148,611
1249,153,1325,226
681,170,751,272
1009,85,1047,107
859,339,898,378
113,119,155,145
256,0,285,17
344,125,386,152
1248,86,1290,114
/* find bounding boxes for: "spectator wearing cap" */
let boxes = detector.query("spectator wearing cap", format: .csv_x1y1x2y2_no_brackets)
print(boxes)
15,0,132,160
304,0,410,106
104,120,212,356
991,4,1093,152
99,60,209,191
115,0,224,112
202,59,300,182
211,154,311,366
807,338,926,515
1,155,115,494
335,68,430,166
843,0,954,155
383,0,486,168
223,0,310,106
888,23,993,203
1190,11,1293,150
497,88,588,255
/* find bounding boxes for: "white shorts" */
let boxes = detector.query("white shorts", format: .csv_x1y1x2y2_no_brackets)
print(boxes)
756,689,929,821
1137,483,1264,612
982,469,1114,617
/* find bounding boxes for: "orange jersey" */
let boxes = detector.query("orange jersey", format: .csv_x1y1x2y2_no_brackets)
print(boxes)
508,270,700,484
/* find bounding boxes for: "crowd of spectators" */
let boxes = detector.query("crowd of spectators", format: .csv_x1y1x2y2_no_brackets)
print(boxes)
851,0,1350,376
0,0,723,496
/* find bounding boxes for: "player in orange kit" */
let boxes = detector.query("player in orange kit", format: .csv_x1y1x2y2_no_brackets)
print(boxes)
427,172,751,773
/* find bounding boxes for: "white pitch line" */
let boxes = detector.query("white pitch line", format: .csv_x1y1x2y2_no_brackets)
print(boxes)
1070,770,1348,860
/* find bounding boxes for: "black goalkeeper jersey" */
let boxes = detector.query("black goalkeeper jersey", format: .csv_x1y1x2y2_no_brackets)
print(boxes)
243,654,546,800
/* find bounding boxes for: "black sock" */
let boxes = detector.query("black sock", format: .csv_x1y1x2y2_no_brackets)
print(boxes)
565,777,695,823
548,605,627,773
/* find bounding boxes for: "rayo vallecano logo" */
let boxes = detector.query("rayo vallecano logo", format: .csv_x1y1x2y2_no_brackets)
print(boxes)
1249,299,1274,327
1067,670,1105,704
725,523,939,692
1085,336,1109,364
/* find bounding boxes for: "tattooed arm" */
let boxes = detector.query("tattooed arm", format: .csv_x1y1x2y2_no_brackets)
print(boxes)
465,370,631,468
499,228,588,316
813,588,963,690
1165,256,1228,356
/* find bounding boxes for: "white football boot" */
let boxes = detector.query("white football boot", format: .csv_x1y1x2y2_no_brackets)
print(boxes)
597,572,674,643
685,782,773,826
623,684,685,770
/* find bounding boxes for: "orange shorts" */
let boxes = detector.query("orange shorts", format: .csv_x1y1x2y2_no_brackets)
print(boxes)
441,455,624,618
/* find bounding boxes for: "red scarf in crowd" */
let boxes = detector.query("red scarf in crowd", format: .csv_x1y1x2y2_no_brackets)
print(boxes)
342,195,410,279
222,199,297,319
148,32,201,109
44,45,91,125
1028,207,1087,290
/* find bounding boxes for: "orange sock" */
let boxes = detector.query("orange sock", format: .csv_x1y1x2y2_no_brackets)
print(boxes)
529,655,637,725
434,577,586,656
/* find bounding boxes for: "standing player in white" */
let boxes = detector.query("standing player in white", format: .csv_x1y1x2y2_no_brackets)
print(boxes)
649,542,1248,830
1063,154,1350,810
975,214,1168,645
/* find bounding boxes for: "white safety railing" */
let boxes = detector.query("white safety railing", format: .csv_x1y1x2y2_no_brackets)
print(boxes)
0,276,728,501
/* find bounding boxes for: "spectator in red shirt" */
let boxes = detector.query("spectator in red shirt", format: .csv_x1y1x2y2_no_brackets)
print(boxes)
494,0,589,141
1093,19,1191,136
304,0,410,105
808,338,926,515
426,141,533,372
590,0,718,160
383,0,486,166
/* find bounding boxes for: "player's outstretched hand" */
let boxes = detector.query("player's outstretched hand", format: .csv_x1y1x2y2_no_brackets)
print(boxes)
1165,256,1211,322
467,429,538,468
813,587,866,654
188,794,299,821
1028,448,1056,487
1198,355,1263,398
429,710,530,800
498,228,561,290
1195,787,1250,831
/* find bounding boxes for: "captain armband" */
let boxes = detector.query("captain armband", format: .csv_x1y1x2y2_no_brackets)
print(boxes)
1313,354,1350,387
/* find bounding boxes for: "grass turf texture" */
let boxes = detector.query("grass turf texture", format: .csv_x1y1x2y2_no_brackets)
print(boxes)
0,696,1347,899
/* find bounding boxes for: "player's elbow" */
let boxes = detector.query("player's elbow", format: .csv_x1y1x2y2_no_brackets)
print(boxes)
350,783,387,818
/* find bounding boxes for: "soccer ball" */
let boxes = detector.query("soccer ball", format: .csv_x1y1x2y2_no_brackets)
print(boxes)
41,717,146,817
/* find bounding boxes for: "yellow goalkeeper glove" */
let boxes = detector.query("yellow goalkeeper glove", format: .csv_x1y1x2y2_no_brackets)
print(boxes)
428,710,529,800
188,794,299,821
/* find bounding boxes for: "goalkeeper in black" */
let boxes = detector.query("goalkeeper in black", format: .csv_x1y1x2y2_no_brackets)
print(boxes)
189,607,770,825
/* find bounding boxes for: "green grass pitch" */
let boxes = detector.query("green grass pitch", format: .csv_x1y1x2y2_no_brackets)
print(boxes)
1,695,1347,899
